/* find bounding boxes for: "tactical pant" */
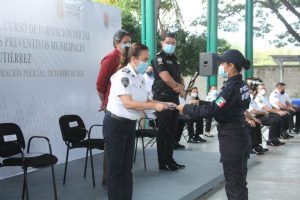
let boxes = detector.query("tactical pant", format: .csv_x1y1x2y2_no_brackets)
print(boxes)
217,124,251,200
257,114,281,139
156,109,179,166
103,113,136,200
187,117,203,139
246,123,262,148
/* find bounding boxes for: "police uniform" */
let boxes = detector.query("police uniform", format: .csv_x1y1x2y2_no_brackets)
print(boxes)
152,50,181,169
183,74,251,200
103,64,147,200
255,93,284,143
269,89,290,134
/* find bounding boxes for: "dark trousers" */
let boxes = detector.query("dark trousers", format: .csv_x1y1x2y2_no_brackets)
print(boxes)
246,124,262,147
187,118,203,139
294,107,300,128
280,113,290,132
217,125,251,200
205,117,213,132
257,114,281,140
156,109,179,166
175,117,186,143
103,114,136,200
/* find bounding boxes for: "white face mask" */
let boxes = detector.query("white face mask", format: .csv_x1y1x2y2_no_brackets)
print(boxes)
191,92,198,98
211,90,218,97
258,89,267,96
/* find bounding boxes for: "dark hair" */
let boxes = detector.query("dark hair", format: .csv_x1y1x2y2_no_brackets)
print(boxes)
120,43,148,68
217,49,251,72
113,29,131,47
189,87,198,93
236,58,251,72
276,82,286,87
161,32,176,41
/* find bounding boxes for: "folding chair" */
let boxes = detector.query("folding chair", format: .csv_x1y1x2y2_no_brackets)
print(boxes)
0,123,58,200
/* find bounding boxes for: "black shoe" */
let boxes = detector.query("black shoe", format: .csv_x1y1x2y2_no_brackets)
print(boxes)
253,147,264,155
170,160,186,169
258,145,269,152
266,140,279,146
280,134,289,139
194,136,207,143
173,142,185,150
188,138,199,143
159,163,178,171
274,138,285,145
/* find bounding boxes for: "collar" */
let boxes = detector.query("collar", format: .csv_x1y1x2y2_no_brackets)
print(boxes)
161,50,175,58
227,74,242,82
127,64,138,77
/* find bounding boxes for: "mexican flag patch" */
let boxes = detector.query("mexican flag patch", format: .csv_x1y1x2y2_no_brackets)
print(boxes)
215,97,226,108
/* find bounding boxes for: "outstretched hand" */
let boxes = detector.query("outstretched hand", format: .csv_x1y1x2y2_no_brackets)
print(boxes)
176,104,185,115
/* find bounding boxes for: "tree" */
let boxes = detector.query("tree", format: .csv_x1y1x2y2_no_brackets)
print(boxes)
197,0,300,47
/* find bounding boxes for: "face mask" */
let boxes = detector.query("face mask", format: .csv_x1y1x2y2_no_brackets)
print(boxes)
136,61,148,74
163,44,176,54
121,42,131,51
218,65,228,78
191,92,198,98
280,90,285,95
258,89,267,96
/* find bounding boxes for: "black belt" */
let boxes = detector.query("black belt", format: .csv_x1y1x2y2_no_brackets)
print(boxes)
217,123,245,130
106,111,136,123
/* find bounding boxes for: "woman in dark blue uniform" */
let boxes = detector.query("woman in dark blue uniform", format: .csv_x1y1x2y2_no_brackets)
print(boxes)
177,49,251,200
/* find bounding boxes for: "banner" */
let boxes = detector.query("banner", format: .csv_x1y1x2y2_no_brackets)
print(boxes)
0,0,121,179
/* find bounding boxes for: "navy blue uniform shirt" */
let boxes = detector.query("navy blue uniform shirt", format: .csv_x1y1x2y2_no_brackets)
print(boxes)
151,51,181,98
183,74,250,124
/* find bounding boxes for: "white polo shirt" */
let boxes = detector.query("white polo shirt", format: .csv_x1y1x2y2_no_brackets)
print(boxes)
255,94,272,110
107,64,148,120
269,89,286,109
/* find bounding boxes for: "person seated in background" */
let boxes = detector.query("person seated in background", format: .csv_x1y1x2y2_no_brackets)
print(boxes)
204,85,219,137
185,87,206,143
255,84,287,146
174,96,188,150
284,91,300,133
246,86,269,154
269,82,293,139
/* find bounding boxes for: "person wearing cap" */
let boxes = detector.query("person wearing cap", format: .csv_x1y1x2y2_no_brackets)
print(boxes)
103,43,174,200
177,49,252,200
96,29,131,185
151,32,186,171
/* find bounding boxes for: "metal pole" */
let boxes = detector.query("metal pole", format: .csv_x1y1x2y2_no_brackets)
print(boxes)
145,0,156,61
141,0,146,45
206,0,218,93
245,0,254,79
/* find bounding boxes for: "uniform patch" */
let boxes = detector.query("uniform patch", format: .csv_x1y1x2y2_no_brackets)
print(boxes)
215,97,226,108
157,57,163,65
122,68,130,74
121,77,129,88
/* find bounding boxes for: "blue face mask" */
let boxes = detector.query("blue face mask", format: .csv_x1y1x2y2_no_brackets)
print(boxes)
218,65,228,78
136,61,148,74
163,44,176,54
121,42,131,51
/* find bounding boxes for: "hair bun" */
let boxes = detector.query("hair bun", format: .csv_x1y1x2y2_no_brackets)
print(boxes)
243,59,251,70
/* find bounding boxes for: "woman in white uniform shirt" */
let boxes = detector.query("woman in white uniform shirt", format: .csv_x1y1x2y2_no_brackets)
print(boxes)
103,43,172,200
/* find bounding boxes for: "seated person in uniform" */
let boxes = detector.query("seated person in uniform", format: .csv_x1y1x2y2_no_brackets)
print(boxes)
204,85,219,137
246,86,269,154
185,87,206,143
269,82,293,139
255,84,287,146
283,90,300,133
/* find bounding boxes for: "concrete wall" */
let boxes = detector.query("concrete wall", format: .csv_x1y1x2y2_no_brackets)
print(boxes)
183,65,300,100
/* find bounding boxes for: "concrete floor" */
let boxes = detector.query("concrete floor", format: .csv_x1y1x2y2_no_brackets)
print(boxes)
1,127,299,200
197,133,300,200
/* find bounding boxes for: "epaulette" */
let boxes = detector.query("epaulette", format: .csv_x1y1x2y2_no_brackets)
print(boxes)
121,67,131,74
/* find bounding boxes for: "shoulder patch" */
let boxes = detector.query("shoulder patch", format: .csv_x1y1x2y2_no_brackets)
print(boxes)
157,57,163,65
121,77,129,88
215,97,226,108
122,68,130,74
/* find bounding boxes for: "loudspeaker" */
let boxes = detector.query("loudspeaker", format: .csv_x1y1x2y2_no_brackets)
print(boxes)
199,53,218,76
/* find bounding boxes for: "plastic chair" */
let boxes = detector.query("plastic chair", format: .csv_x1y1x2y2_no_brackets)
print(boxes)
0,123,58,200
58,115,104,187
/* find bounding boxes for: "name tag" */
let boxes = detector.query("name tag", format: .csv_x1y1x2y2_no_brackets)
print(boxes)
69,121,78,127
4,135,17,142
166,60,173,64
